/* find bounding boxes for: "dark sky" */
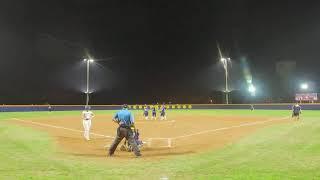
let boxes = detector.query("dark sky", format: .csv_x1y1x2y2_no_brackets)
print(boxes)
0,0,320,104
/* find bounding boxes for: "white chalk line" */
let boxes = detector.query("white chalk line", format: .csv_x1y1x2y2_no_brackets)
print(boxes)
146,138,172,148
12,118,114,139
171,116,290,140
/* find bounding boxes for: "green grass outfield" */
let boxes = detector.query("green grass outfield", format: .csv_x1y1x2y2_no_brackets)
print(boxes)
0,110,320,179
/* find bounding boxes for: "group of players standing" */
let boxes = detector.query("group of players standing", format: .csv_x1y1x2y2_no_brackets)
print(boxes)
143,104,167,120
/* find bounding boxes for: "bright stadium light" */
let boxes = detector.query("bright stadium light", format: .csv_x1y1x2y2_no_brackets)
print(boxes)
248,84,256,96
217,42,231,104
300,83,309,90
220,57,231,104
82,58,95,106
83,59,94,63
248,85,256,93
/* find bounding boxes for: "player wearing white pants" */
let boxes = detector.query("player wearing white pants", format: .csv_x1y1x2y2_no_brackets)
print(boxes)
82,106,94,141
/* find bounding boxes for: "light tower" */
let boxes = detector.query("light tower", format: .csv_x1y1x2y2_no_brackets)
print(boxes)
217,43,231,104
83,59,94,106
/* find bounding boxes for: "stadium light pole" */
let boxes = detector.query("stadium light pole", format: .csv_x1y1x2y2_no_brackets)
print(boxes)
217,42,231,104
83,59,94,106
220,57,231,104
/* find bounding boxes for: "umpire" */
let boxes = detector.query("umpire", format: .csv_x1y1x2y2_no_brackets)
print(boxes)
108,104,141,157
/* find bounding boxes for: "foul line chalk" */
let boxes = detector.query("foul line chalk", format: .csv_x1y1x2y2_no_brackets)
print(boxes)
12,118,114,139
172,116,289,140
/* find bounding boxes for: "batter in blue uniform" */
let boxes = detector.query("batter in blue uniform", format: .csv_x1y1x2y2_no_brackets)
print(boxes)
152,106,157,120
292,103,302,120
143,106,149,120
160,105,167,120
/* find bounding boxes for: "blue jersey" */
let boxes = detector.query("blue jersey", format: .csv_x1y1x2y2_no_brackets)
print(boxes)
113,109,135,127
160,106,166,116
152,107,156,116
135,131,140,141
143,108,149,116
161,106,166,113
292,105,301,114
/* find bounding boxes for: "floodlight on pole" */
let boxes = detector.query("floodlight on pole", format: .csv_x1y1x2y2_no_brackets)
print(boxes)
217,43,231,104
83,58,95,106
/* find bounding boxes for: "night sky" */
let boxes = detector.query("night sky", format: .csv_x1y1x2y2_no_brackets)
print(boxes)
0,0,319,104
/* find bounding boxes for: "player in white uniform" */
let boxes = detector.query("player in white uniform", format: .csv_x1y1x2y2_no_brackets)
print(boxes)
82,106,94,141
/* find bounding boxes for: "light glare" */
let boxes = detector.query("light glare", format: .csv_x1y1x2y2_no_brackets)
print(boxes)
248,84,256,93
301,83,308,90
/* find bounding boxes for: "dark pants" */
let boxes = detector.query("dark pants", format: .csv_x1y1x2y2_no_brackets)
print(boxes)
292,112,300,117
108,127,141,157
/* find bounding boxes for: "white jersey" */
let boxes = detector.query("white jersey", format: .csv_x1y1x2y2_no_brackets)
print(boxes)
82,111,94,120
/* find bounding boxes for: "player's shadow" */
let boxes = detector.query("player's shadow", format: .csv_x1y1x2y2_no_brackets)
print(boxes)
56,136,83,141
67,148,195,158
142,151,195,157
69,153,106,158
141,147,195,156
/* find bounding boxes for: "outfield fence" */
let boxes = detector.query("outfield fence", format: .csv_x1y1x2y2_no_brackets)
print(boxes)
1,103,320,112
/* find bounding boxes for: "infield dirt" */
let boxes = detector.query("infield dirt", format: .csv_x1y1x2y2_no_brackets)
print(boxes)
14,113,289,160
